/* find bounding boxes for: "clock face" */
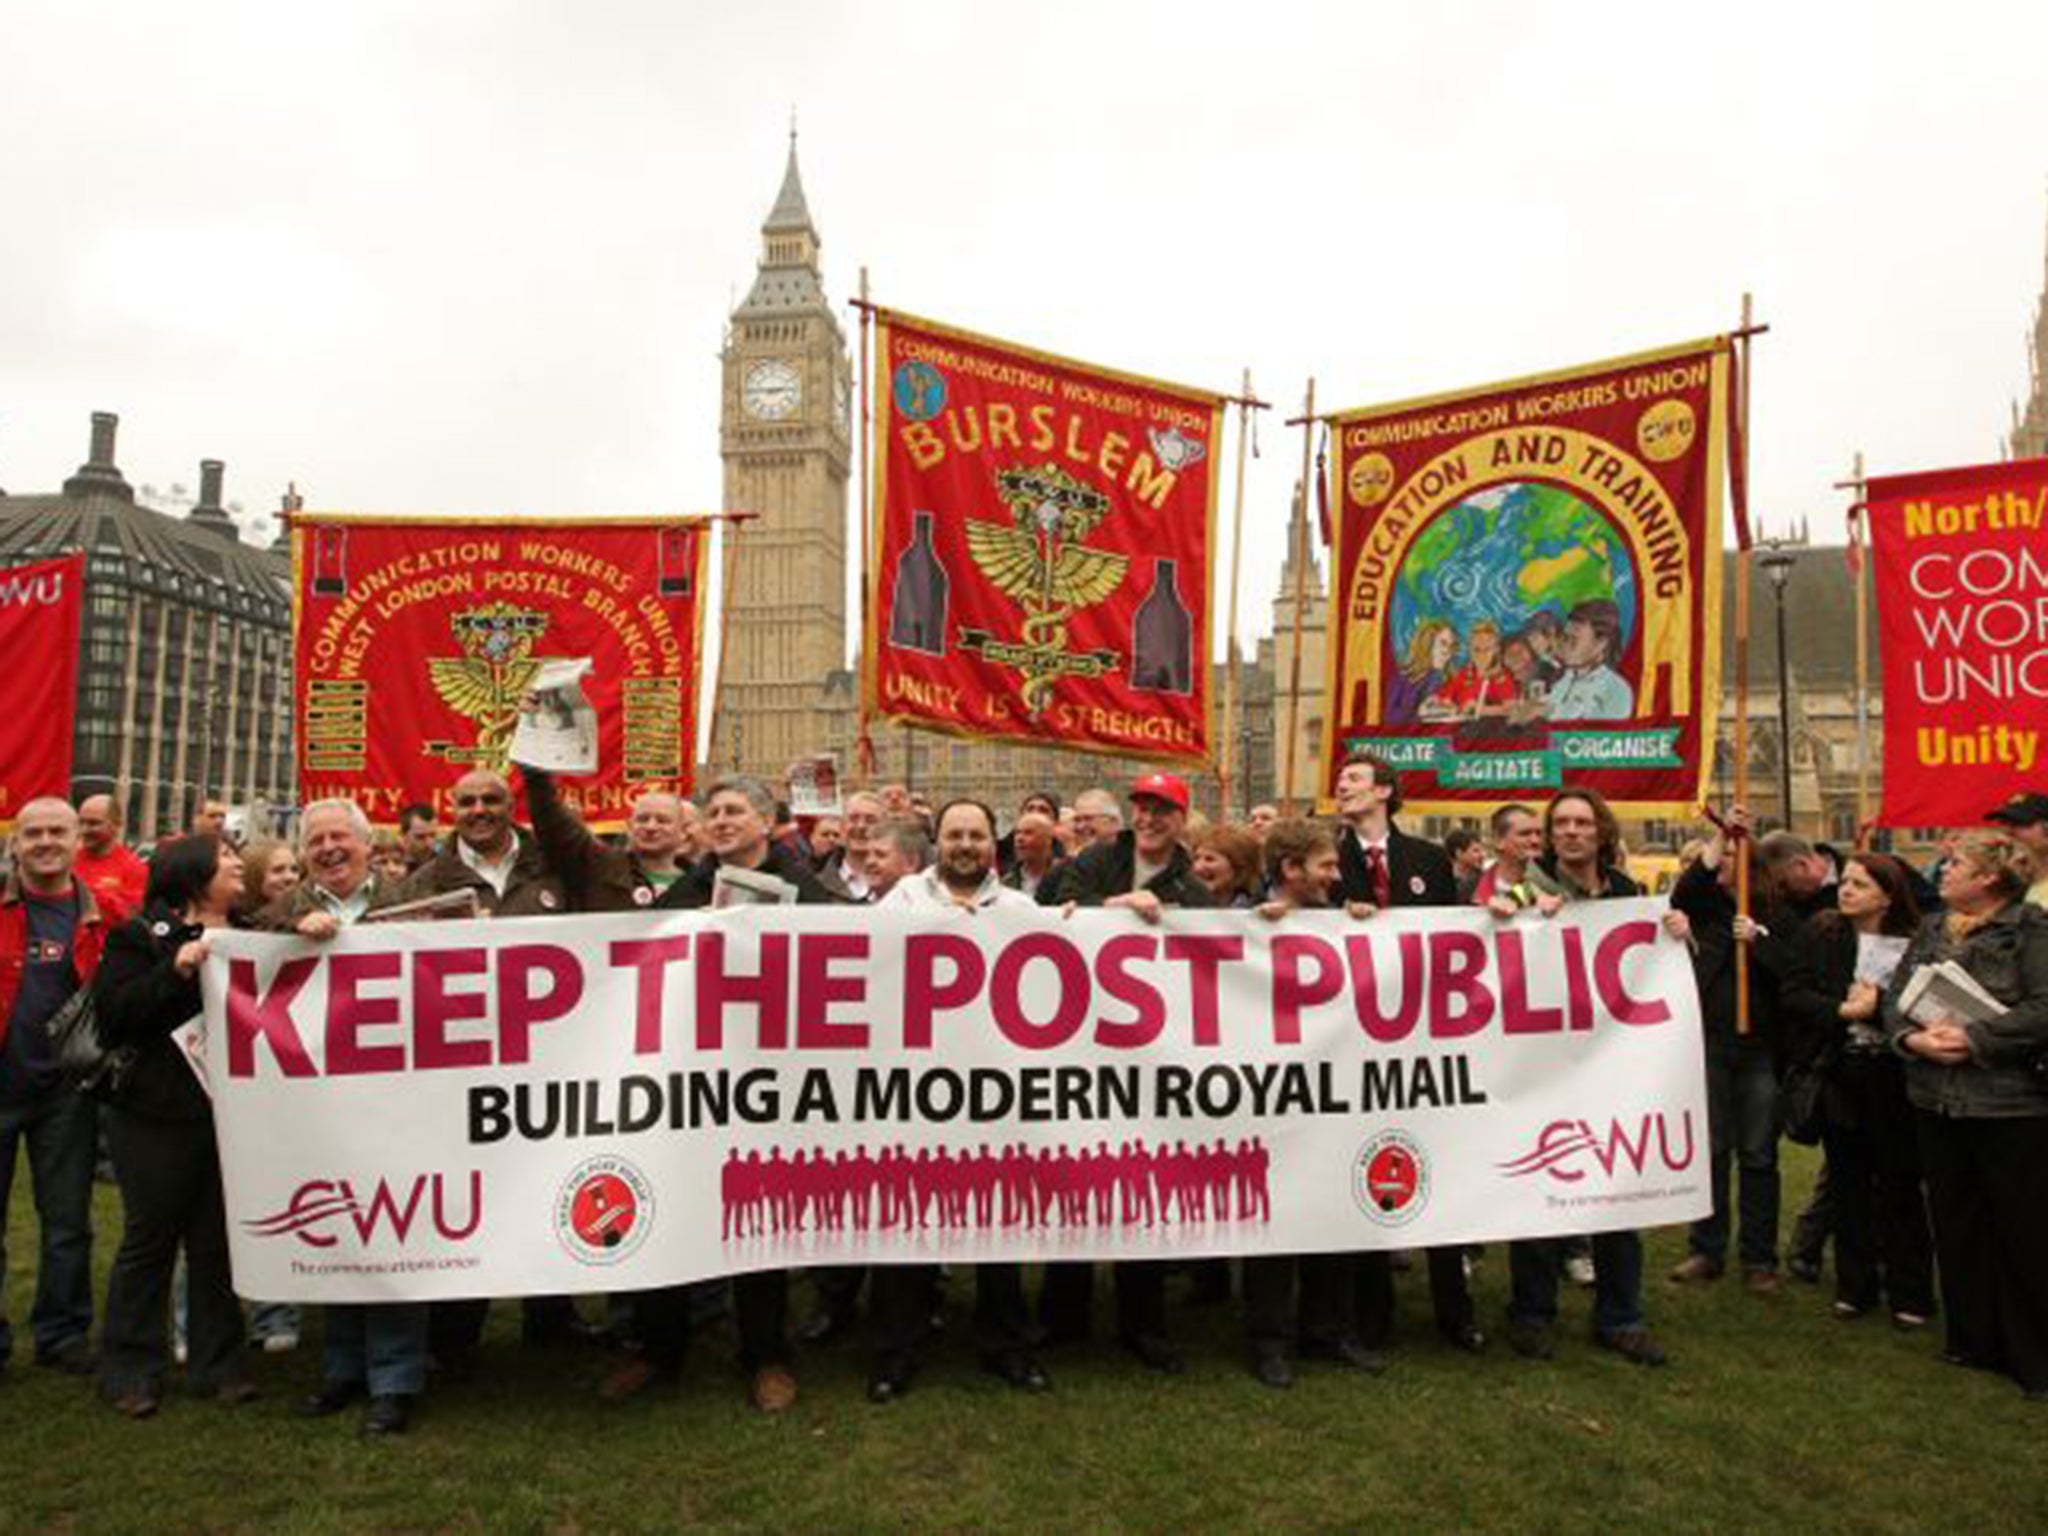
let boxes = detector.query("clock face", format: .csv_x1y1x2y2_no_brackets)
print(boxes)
744,359,801,421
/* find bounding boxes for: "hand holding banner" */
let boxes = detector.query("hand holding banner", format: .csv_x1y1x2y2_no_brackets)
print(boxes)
202,902,1707,1302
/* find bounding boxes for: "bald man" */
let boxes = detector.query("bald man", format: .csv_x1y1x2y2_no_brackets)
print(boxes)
399,769,573,1362
1,798,114,1375
74,795,146,919
521,764,696,912
397,770,566,918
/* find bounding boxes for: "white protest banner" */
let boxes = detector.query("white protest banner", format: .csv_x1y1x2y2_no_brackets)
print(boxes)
202,902,1708,1302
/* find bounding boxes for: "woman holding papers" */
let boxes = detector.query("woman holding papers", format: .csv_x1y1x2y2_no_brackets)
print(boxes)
91,835,255,1419
1781,855,1932,1328
1885,830,2048,1401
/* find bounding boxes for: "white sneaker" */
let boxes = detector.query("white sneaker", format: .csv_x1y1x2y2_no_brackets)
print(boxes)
173,1339,188,1365
262,1331,300,1354
1564,1255,1597,1288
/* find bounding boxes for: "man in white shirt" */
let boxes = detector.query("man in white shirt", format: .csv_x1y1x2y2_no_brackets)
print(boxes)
866,800,1048,1401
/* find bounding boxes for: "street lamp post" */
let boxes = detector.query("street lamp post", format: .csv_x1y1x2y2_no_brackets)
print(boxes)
1757,544,1798,832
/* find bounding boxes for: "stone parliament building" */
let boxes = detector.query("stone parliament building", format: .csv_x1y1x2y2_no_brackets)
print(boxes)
3,161,2044,848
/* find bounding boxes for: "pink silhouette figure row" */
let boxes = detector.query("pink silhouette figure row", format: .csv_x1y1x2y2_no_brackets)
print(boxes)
720,1138,1274,1240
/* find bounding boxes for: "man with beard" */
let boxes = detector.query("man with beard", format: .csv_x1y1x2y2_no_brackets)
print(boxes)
1037,773,1211,1373
865,799,1049,1402
270,799,423,1435
604,776,828,1413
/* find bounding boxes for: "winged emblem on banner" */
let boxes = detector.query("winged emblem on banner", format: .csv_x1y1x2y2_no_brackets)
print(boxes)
423,602,554,770
958,463,1129,716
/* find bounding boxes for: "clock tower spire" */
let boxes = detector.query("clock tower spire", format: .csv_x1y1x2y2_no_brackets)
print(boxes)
717,132,853,778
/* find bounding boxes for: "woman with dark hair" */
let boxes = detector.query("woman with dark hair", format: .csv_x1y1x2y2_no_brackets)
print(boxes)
1885,829,2048,1400
1781,852,1932,1326
1188,824,1263,908
92,834,253,1417
1668,808,1795,1293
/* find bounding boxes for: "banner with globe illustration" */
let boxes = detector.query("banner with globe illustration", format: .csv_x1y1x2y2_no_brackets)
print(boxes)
866,308,1224,764
1321,340,1732,814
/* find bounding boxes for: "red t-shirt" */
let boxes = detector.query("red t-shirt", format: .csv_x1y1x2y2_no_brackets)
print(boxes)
73,845,146,921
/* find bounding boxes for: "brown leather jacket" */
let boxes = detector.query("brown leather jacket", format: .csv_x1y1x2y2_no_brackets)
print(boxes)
398,832,567,918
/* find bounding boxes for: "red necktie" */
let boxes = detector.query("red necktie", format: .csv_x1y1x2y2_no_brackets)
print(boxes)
1364,844,1391,907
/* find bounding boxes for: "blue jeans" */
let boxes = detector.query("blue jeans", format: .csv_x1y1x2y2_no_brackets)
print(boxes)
1508,1230,1646,1335
0,1086,97,1361
1690,1039,1781,1271
323,1304,430,1397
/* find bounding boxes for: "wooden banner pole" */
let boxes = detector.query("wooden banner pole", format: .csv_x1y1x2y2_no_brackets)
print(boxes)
854,267,876,787
1848,450,1871,844
1734,293,1755,1036
1281,377,1316,816
1220,367,1260,819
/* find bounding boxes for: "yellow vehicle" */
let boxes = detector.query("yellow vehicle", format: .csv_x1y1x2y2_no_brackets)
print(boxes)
1631,853,1684,895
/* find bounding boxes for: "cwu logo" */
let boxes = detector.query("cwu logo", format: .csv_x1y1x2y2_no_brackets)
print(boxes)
244,1172,484,1248
1497,1112,1697,1183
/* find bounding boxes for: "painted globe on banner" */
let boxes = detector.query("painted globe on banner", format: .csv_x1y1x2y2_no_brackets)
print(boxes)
1388,482,1640,681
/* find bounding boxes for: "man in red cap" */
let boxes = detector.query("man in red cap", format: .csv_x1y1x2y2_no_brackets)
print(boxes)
1987,792,2048,907
1036,771,1212,1371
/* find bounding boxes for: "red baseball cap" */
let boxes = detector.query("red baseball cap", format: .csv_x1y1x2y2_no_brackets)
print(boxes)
1130,773,1190,812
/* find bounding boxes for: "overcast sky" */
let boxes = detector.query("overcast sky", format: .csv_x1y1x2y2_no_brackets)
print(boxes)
4,0,2045,671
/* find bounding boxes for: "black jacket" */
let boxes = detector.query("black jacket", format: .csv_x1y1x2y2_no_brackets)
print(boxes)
1671,860,1792,1054
92,908,226,1123
675,842,837,909
523,766,696,914
1335,824,1457,910
1039,830,1214,910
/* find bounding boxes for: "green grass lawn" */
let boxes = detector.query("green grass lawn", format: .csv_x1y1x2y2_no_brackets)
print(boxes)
4,1146,2045,1535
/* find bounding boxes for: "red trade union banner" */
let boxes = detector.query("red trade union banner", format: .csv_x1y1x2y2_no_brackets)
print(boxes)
1867,456,2048,828
294,516,708,827
868,310,1223,764
0,552,84,828
1320,340,1732,814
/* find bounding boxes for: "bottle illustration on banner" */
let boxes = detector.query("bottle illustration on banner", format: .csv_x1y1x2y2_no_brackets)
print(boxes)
889,510,950,656
1131,556,1193,694
657,526,694,598
312,525,348,597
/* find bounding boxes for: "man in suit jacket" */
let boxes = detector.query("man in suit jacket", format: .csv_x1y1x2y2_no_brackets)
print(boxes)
1325,749,1485,1360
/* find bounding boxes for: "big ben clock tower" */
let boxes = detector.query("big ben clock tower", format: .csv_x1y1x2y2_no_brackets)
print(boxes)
718,132,854,778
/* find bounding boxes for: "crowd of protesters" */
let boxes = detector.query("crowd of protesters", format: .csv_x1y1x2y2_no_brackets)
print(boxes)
3,759,2046,1435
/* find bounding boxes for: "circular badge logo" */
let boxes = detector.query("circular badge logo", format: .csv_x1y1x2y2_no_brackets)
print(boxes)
1636,398,1696,463
1347,451,1396,507
555,1155,655,1266
892,360,948,422
1352,1129,1429,1227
